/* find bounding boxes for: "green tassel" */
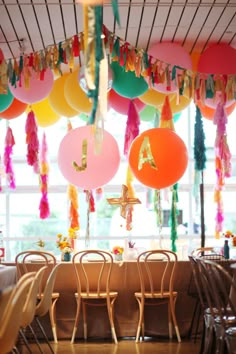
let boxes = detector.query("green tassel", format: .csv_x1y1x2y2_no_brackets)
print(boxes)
194,106,207,171
57,42,64,66
112,38,120,59
143,52,149,70
89,6,103,125
171,65,176,81
169,183,179,253
19,55,23,73
206,74,214,98
111,0,121,26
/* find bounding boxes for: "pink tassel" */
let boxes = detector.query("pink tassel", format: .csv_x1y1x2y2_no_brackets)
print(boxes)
25,110,39,173
0,155,2,192
39,193,50,219
39,133,50,219
124,100,140,156
214,103,232,186
4,127,16,189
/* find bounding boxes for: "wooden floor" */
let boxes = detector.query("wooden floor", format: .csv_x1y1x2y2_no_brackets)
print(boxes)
19,337,201,354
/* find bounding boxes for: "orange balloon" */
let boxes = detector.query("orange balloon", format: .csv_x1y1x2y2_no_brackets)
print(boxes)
128,128,188,189
139,88,174,108
0,98,27,119
197,101,236,120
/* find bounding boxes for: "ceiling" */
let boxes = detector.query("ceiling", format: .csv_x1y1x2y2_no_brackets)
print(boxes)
0,0,235,64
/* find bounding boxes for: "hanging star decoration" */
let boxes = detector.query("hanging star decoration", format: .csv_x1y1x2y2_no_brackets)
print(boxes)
107,184,141,219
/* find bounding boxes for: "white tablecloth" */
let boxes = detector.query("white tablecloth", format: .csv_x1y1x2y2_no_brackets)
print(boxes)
0,265,17,290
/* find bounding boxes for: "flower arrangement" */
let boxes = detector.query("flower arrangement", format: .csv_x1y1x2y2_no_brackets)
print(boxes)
223,230,236,247
56,227,79,254
56,235,73,253
223,230,235,238
112,246,124,255
37,239,45,248
128,241,135,248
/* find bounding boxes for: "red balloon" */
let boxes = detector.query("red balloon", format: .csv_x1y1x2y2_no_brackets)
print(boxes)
108,89,145,115
0,98,27,119
198,44,236,75
128,128,188,189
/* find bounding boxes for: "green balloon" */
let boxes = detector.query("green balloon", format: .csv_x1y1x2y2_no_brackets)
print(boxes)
0,87,14,113
173,112,182,122
139,105,157,122
111,61,148,99
79,113,89,122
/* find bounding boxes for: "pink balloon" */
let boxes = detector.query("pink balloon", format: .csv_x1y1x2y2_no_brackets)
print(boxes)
58,126,120,189
108,89,145,115
205,91,235,109
148,42,193,94
9,69,54,104
198,44,236,75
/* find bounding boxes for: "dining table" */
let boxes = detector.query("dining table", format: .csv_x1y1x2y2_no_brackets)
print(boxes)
0,264,17,290
8,259,197,340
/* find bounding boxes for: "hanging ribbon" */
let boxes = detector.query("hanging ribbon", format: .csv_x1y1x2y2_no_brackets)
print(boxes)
159,95,175,130
124,100,140,156
193,106,206,213
213,103,232,238
4,126,16,190
39,132,50,219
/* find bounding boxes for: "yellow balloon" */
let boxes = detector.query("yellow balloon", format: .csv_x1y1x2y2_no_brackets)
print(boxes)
48,74,79,118
64,69,92,114
27,98,61,127
168,94,192,113
139,88,175,108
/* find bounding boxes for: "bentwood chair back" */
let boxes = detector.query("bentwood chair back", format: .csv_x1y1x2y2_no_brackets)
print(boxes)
135,249,181,343
199,258,236,354
191,247,223,259
0,277,34,354
71,250,118,344
15,250,59,343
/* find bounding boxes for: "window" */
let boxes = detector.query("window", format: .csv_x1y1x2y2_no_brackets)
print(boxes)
1,101,236,261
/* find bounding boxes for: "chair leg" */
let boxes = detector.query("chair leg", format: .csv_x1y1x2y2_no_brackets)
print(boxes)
35,317,55,354
169,297,181,343
106,298,118,344
168,302,173,339
28,324,44,354
19,328,33,354
71,297,81,344
135,298,144,343
49,299,58,343
82,301,87,340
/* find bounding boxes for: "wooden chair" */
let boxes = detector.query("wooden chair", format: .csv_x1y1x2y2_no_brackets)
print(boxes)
34,263,61,354
15,250,60,343
0,276,34,354
71,250,118,344
197,258,236,354
188,255,210,353
191,247,222,258
19,266,48,354
135,249,181,343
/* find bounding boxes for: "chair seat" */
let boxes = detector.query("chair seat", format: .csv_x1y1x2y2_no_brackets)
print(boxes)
37,292,60,300
135,291,177,299
75,292,118,299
